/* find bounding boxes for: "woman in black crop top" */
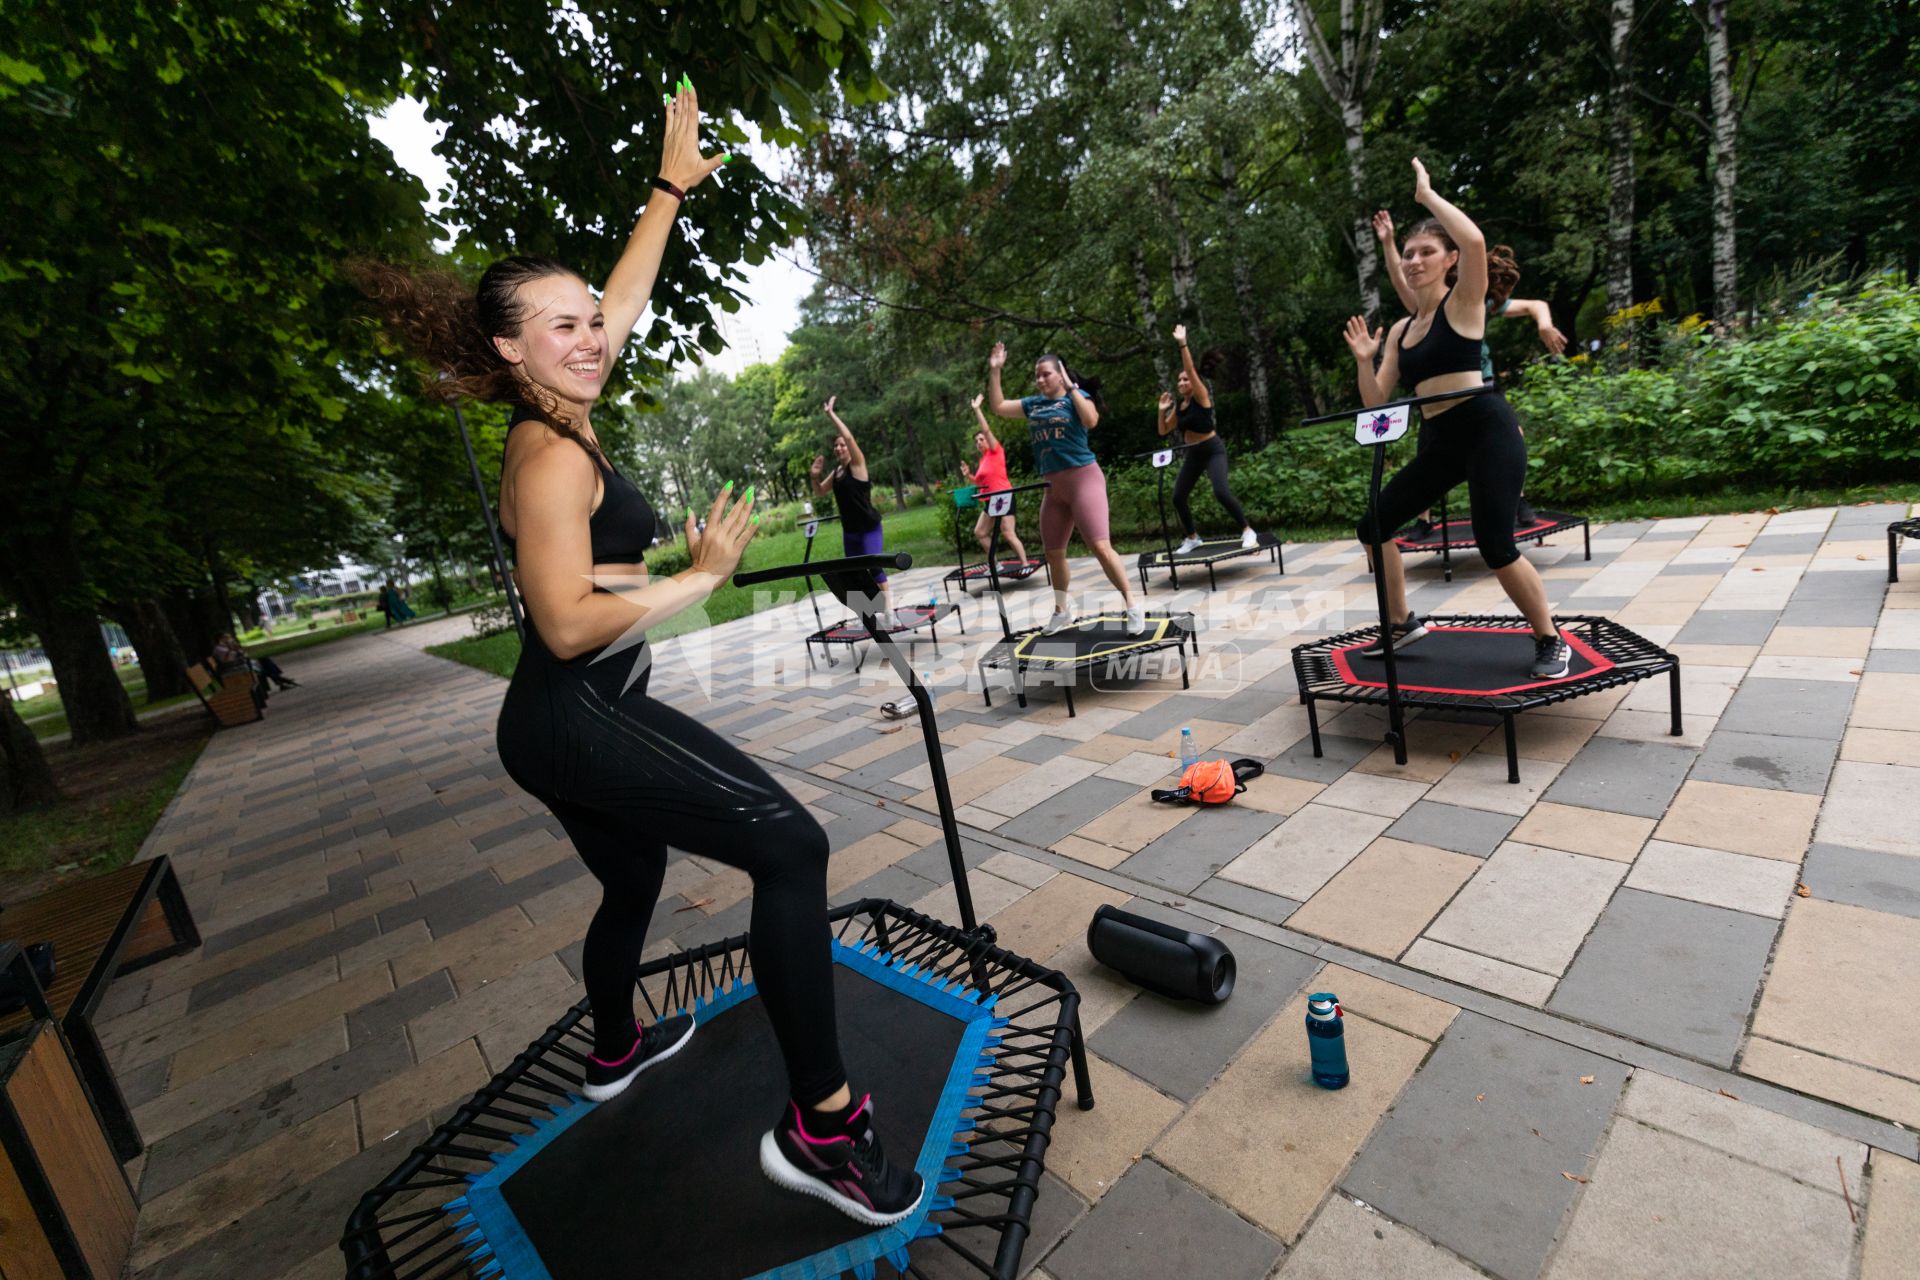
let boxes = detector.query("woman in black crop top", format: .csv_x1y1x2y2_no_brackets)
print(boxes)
1341,159,1569,679
1154,325,1258,554
355,81,922,1226
808,395,897,627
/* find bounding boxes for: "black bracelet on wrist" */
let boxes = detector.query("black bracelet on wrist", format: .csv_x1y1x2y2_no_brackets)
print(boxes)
651,176,687,202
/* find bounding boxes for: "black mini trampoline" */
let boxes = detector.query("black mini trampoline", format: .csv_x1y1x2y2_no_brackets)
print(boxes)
1891,517,1919,583
343,552,1093,1280
1393,501,1590,582
1289,388,1678,783
979,613,1199,718
793,515,964,671
1135,533,1283,593
944,558,1048,601
943,482,1051,603
1131,443,1283,592
1293,615,1681,782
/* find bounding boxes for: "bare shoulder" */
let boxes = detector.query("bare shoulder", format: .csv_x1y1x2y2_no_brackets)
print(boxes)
507,428,596,499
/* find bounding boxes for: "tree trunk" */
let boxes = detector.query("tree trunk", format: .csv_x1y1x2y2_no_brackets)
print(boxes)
1606,0,1637,315
162,587,222,669
203,539,236,638
1220,153,1275,445
1154,181,1202,325
1132,247,1172,387
0,533,137,745
1703,0,1739,324
112,599,192,702
0,692,59,813
1292,0,1385,321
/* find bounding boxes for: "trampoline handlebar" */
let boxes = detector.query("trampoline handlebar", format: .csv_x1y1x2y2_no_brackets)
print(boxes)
798,512,842,525
1294,381,1498,428
975,481,1051,499
732,552,911,588
1132,442,1198,458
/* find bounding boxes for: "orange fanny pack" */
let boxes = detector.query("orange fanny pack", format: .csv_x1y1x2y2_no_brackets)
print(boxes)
1151,758,1266,806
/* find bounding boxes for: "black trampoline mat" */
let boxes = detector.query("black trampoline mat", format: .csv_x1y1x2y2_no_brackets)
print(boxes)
951,560,1045,581
1331,624,1614,695
500,966,968,1280
1012,615,1187,663
814,603,951,643
1395,512,1580,551
1141,533,1280,566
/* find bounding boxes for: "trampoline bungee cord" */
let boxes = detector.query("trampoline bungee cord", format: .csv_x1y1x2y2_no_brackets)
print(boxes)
342,552,1094,1280
1288,385,1684,783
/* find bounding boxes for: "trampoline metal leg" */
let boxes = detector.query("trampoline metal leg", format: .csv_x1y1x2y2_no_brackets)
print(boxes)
1062,682,1075,717
1503,715,1519,784
1306,695,1323,757
1179,641,1190,690
1069,1009,1096,1111
1892,528,1901,584
1668,659,1684,736
1584,520,1592,562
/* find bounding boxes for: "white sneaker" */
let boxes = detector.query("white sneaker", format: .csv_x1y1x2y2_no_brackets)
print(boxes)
1175,535,1203,555
1240,527,1259,549
1042,610,1074,634
1124,606,1147,635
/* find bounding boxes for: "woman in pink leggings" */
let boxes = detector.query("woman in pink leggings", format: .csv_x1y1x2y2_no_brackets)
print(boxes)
986,342,1146,635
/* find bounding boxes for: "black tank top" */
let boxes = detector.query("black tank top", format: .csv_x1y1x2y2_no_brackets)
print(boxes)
831,467,881,533
501,405,656,563
1397,288,1485,388
1177,399,1216,438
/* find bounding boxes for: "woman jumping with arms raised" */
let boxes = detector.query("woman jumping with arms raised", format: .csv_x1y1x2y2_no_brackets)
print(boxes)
357,79,920,1226
1156,325,1259,553
1343,159,1568,679
986,342,1146,635
960,393,1029,564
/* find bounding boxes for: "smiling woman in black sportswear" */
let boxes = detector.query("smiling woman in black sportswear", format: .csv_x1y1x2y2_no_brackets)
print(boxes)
1342,159,1568,679
357,80,920,1228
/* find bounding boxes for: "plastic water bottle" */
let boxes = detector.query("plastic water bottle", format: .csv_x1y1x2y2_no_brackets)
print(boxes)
1305,992,1349,1089
1179,727,1198,770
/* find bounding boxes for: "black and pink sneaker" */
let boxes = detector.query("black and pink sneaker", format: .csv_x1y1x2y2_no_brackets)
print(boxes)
758,1096,925,1226
581,1012,694,1102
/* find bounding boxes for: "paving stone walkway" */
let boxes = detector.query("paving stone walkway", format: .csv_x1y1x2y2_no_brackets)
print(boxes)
106,502,1920,1280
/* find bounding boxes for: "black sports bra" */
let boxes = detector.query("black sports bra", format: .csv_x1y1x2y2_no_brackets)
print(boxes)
1396,288,1485,388
500,405,657,564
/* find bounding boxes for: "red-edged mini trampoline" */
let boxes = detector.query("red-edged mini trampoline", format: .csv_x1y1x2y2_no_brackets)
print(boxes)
944,558,1048,602
1891,517,1919,583
1135,533,1283,593
1393,507,1591,582
1292,615,1682,782
807,601,963,672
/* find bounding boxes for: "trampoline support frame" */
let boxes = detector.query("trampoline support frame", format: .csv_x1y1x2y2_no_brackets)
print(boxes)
1892,518,1919,584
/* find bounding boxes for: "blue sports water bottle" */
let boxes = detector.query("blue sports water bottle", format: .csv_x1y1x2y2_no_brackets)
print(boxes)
1179,727,1198,770
1305,992,1349,1089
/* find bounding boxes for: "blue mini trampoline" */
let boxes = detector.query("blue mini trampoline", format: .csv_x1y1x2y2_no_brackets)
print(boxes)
341,554,1093,1280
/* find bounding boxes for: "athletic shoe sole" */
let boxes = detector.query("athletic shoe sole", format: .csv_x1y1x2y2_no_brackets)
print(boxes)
1125,613,1148,636
580,1015,696,1102
758,1130,925,1227
1532,655,1571,679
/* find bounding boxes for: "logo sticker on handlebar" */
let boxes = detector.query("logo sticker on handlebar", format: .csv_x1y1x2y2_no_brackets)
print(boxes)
1354,405,1410,446
986,492,1013,517
1151,449,1174,469
802,520,818,538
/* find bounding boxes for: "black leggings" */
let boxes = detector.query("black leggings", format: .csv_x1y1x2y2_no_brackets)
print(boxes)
496,629,845,1106
1356,393,1529,570
1171,435,1250,535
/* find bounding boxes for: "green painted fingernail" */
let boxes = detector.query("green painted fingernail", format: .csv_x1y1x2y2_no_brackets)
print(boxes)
687,507,694,520
744,486,755,501
722,479,733,490
720,152,733,164
662,93,671,105
752,514,761,525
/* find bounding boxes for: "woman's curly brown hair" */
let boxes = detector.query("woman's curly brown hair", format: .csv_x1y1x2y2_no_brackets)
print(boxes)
350,256,591,453
1486,244,1523,310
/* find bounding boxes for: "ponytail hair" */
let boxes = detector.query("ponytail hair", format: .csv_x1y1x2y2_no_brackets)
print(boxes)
1404,218,1461,287
1039,354,1106,416
1486,244,1522,310
351,255,591,448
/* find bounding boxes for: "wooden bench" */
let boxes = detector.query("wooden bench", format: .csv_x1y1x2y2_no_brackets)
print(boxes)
0,857,200,1161
185,661,261,727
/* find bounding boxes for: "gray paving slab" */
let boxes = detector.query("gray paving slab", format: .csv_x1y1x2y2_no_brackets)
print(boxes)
1595,521,1656,539
1117,807,1287,894
896,834,997,885
138,1031,413,1199
1555,596,1634,613
838,742,938,791
1786,570,1881,600
1778,594,1885,627
1342,1012,1629,1280
1001,734,1081,764
1800,841,1920,920
781,723,885,769
1865,648,1920,673
1541,737,1698,819
1692,728,1839,794
184,916,380,1013
1547,888,1777,1067
1388,801,1521,857
1266,733,1378,783
816,791,906,844
993,776,1138,848
1716,677,1856,741
1088,927,1318,1100
347,970,459,1047
1674,611,1779,646
1661,561,1736,576
914,1168,1085,1279
1042,1158,1283,1280
1742,532,1823,556
831,863,942,910
1188,876,1302,925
